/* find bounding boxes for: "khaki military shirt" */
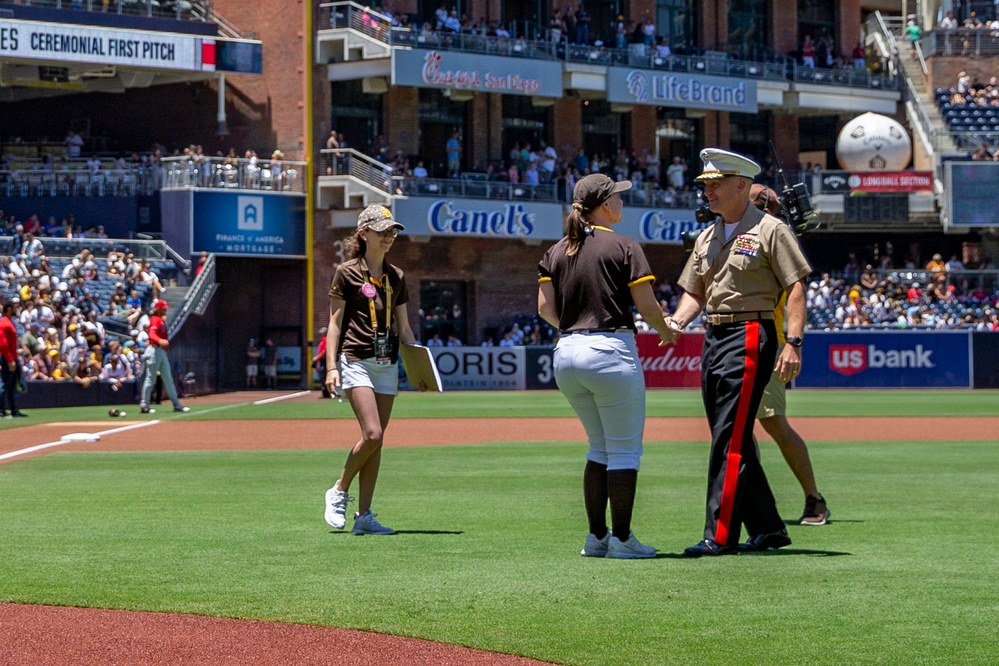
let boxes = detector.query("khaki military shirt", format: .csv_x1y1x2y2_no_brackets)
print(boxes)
678,203,811,313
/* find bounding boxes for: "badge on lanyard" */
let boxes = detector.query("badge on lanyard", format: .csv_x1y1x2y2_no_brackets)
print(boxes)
364,273,393,366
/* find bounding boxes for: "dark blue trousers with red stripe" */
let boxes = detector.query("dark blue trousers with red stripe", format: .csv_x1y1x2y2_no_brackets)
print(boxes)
700,319,785,548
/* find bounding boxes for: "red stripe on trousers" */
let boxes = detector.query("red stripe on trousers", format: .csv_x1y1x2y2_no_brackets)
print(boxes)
714,321,759,546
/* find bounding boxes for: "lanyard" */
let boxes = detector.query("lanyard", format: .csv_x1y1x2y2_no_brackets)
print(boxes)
363,271,393,334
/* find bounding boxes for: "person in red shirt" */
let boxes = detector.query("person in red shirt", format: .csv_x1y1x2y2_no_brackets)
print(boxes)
1,300,27,418
139,299,189,414
311,326,331,399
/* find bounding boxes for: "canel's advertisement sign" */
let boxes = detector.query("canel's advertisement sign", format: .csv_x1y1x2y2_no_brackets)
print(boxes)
393,197,698,244
392,48,563,98
796,331,972,388
0,18,216,71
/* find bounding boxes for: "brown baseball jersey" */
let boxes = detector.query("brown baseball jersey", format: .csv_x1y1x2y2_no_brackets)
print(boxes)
329,257,409,362
678,204,811,313
538,225,655,331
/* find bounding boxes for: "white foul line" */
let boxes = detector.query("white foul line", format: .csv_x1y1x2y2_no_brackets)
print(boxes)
0,420,161,463
253,390,311,405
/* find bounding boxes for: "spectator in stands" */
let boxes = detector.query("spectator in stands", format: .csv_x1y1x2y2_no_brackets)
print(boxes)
666,156,687,189
925,253,946,279
194,251,208,277
802,35,816,67
138,260,164,300
65,130,84,159
852,41,866,70
86,154,102,174
940,10,957,30
100,353,132,391
860,264,879,291
904,20,921,58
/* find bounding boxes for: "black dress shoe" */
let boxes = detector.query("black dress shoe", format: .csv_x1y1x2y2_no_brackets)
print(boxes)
740,529,792,552
683,539,736,557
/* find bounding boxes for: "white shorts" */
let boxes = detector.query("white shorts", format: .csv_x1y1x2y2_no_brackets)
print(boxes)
338,354,399,396
265,364,277,378
246,365,258,377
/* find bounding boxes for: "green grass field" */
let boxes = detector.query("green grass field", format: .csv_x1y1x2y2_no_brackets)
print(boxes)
1,390,997,665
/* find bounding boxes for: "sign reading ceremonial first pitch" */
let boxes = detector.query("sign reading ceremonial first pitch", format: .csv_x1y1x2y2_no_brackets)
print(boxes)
190,191,306,258
0,18,216,71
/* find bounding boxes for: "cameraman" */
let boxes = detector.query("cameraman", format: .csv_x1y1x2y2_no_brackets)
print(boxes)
750,184,829,526
666,148,812,557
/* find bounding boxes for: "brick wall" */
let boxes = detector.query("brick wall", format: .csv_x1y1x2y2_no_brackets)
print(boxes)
212,0,309,160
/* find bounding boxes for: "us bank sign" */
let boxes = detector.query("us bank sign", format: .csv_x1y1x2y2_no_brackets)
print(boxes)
607,68,757,113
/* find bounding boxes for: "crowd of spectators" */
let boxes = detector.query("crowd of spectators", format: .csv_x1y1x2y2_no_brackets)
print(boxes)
0,213,170,388
936,70,999,155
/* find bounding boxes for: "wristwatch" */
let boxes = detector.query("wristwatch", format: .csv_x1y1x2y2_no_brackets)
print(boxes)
786,336,804,348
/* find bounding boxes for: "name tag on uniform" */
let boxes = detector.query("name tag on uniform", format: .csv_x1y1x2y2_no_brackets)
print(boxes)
733,235,761,257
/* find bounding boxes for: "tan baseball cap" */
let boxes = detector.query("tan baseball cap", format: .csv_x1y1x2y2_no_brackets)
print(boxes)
357,205,404,232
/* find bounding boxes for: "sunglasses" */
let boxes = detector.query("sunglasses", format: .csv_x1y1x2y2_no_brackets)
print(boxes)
367,228,399,238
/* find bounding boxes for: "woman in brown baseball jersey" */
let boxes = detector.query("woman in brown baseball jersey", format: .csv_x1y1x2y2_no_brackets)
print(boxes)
323,205,420,535
538,174,679,559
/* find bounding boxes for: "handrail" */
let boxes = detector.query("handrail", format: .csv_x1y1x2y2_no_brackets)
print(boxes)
320,148,394,193
168,252,216,333
160,155,307,193
914,39,928,77
0,234,173,260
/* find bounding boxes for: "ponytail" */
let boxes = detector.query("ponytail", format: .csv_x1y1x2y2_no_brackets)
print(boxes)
343,230,367,260
565,203,590,257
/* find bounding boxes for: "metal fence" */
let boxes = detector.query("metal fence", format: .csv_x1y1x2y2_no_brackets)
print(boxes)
319,0,898,91
160,156,306,193
921,29,999,58
0,168,155,196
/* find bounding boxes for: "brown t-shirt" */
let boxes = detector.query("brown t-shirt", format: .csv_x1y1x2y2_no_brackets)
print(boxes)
538,225,654,332
329,257,409,362
678,204,811,313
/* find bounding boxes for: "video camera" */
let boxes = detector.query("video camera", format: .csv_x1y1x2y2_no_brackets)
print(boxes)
682,143,817,253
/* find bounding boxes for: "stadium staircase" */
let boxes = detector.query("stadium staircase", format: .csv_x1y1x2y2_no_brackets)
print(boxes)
316,2,394,63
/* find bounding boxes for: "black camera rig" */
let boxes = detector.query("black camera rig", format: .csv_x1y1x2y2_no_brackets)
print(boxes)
682,143,817,253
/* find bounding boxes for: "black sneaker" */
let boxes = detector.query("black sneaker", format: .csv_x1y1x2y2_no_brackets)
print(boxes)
800,494,830,526
683,539,736,557
11,411,28,418
740,529,792,552
140,403,155,414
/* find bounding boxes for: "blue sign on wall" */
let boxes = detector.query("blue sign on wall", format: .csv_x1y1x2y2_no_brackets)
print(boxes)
796,331,972,388
190,190,306,258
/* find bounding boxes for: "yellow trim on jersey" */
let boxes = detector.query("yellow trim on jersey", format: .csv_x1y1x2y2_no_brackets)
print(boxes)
628,275,656,287
774,292,787,345
538,276,552,283
590,225,614,233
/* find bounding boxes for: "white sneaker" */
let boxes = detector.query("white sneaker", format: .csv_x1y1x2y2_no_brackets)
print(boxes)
581,533,610,557
606,532,657,559
351,509,395,535
324,485,353,529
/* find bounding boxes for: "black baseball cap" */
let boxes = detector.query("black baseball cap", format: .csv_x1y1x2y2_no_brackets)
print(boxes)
573,174,631,212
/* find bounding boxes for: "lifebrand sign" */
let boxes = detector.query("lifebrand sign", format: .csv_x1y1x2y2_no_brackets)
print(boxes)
392,48,563,98
0,19,216,71
607,68,758,112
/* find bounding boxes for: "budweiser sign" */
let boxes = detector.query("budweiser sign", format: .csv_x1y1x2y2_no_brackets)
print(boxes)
637,333,704,388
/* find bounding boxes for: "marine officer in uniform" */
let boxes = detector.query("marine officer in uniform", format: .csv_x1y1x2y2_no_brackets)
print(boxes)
665,149,812,556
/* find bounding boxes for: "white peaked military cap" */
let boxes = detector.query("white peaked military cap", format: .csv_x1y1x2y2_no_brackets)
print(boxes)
694,148,762,181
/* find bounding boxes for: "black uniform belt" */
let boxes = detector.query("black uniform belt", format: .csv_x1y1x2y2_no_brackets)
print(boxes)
705,311,774,325
562,327,635,335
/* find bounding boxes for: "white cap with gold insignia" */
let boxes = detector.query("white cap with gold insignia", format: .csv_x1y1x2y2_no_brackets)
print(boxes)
694,148,762,181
